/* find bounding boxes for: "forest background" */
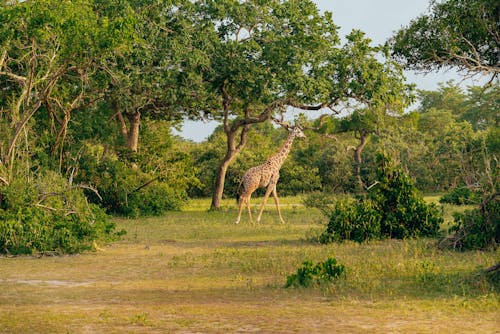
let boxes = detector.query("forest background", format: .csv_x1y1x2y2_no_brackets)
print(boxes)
0,0,498,254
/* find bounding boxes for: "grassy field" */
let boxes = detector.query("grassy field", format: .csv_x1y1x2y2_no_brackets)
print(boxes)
0,197,498,333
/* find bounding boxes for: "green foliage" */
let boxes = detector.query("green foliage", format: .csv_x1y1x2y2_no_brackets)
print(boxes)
0,172,123,255
440,187,481,205
126,183,186,217
278,162,322,196
391,0,499,78
440,195,499,251
75,144,187,217
320,197,381,243
285,257,346,288
320,156,443,243
407,83,499,192
371,157,443,239
302,192,336,214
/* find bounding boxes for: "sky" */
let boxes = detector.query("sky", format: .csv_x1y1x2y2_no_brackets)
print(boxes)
174,0,487,142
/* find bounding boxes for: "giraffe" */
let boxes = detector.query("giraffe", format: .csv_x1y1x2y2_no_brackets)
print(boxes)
235,125,306,224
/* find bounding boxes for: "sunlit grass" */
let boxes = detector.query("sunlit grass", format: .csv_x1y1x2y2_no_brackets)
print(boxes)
0,197,498,333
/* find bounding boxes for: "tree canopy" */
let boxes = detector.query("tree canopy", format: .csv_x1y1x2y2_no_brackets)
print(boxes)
196,0,339,209
390,0,500,81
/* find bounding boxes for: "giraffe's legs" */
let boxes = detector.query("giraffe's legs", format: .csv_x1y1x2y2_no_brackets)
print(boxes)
272,187,285,223
257,185,274,223
235,195,246,224
246,194,254,224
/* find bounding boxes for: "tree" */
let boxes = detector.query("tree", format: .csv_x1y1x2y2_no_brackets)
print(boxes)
314,30,413,193
461,84,499,130
0,0,128,254
391,1,499,268
198,0,339,209
390,0,500,82
336,110,380,192
98,0,213,154
0,0,131,180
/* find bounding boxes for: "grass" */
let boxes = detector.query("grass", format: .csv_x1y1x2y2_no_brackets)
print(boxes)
0,196,499,333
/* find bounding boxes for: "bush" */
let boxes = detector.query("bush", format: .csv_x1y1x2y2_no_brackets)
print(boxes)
371,157,443,239
320,155,443,243
125,183,186,217
285,257,346,288
440,194,499,251
75,145,186,216
319,197,381,243
0,172,124,255
440,187,481,205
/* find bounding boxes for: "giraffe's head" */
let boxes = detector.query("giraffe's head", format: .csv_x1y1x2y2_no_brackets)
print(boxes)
291,125,306,138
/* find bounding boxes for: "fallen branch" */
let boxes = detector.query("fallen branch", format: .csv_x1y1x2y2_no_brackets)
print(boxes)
484,262,500,273
129,177,159,195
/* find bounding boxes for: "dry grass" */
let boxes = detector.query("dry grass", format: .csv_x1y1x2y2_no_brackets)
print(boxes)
0,197,499,333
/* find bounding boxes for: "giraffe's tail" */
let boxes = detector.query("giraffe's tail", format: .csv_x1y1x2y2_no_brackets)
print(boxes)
236,179,243,204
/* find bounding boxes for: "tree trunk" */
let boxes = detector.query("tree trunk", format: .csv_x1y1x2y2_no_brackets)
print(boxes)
353,131,368,192
210,124,249,210
211,152,234,210
112,99,129,140
127,112,141,153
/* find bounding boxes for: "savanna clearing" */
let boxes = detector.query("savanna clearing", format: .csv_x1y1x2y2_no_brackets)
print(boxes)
1,197,498,334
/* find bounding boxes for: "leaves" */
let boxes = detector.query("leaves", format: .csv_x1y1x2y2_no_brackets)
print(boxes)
390,0,500,79
285,257,346,288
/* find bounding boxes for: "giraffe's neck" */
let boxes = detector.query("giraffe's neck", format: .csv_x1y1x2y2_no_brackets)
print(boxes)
267,132,296,169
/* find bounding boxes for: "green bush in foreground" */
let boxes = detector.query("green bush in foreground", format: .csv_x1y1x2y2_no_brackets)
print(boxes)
319,197,381,243
285,257,346,288
319,155,443,243
0,172,125,255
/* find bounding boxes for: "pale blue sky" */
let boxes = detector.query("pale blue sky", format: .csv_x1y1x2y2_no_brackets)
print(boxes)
175,0,487,142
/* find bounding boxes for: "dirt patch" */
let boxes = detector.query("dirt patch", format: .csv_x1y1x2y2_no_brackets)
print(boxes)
1,279,93,287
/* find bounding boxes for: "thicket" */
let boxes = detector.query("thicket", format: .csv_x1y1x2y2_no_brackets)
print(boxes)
440,194,499,251
73,124,196,217
76,153,186,216
317,156,443,243
0,172,124,255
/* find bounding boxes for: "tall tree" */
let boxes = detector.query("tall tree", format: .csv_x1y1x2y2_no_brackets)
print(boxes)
0,0,131,180
390,0,500,82
99,0,214,154
338,110,379,192
315,31,413,193
198,0,339,209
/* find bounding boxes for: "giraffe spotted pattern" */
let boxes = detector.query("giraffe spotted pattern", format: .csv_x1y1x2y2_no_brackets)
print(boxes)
235,126,305,224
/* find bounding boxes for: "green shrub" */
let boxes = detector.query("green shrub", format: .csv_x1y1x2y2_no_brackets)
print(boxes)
75,145,186,216
285,257,346,288
440,187,481,205
0,172,124,255
320,197,381,243
320,155,443,243
440,195,499,251
371,157,443,239
125,183,186,217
